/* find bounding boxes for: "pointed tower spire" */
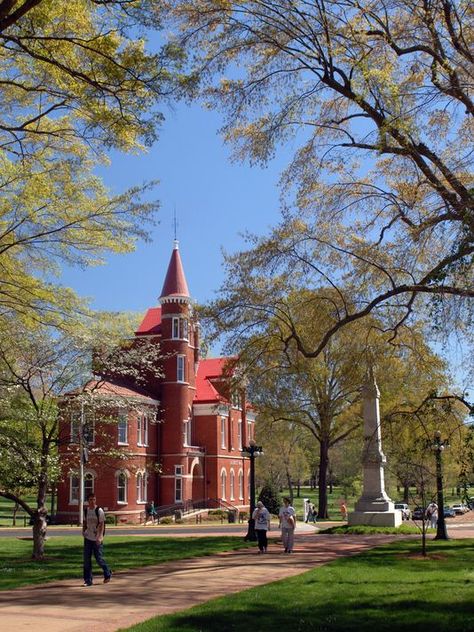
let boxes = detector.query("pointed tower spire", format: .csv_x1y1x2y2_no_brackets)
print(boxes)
159,241,190,302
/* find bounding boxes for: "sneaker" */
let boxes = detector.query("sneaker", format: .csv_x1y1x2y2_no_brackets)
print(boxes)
83,582,93,587
103,573,112,584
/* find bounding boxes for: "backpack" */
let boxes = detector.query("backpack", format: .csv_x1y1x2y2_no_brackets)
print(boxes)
84,507,106,535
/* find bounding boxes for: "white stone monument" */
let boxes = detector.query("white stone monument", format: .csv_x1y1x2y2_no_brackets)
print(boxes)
348,368,402,527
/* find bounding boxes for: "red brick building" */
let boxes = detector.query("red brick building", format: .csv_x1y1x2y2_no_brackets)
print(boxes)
56,242,254,523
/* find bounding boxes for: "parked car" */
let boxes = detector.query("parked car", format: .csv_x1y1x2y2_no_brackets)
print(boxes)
412,506,425,520
394,503,411,520
443,506,456,518
451,503,469,515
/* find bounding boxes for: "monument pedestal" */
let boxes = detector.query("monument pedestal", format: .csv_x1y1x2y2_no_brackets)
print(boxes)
349,511,402,527
348,369,403,529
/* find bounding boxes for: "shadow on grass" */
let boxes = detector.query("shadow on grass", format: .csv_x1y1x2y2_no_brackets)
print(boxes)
128,593,474,632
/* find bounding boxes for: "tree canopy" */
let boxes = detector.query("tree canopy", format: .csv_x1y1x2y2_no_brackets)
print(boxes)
0,1,174,328
164,0,473,354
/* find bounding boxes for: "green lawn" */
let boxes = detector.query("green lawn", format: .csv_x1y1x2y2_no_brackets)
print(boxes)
121,538,474,632
0,536,251,591
281,486,474,521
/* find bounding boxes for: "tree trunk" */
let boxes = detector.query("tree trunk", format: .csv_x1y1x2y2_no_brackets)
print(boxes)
33,456,49,561
318,439,330,519
403,484,409,503
32,508,48,560
285,467,293,503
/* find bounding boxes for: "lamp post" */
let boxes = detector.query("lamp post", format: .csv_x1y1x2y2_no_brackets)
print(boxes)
242,440,263,541
432,430,449,541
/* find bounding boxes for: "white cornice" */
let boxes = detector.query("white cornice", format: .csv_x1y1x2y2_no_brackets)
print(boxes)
193,403,230,416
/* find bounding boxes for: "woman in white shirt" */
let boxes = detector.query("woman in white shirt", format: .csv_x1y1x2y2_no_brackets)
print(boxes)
252,500,271,553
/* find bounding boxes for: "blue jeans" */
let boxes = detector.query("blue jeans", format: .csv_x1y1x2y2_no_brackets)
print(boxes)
83,538,111,584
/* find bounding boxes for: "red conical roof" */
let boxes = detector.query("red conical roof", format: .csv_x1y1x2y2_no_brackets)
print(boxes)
160,241,190,299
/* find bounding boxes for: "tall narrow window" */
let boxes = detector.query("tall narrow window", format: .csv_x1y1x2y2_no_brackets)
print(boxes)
220,470,227,500
118,412,128,444
237,420,242,450
70,413,80,444
177,355,186,382
70,411,94,444
175,465,183,502
117,472,127,504
220,417,226,449
247,421,252,443
230,469,235,500
137,413,149,446
238,470,244,500
183,418,192,446
136,472,147,503
69,472,94,504
172,317,180,339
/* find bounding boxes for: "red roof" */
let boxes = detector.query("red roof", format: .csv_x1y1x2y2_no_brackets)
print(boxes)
67,379,159,404
136,307,162,336
195,358,231,403
160,241,190,299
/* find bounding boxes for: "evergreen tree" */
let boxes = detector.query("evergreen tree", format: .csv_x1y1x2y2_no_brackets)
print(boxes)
258,483,281,516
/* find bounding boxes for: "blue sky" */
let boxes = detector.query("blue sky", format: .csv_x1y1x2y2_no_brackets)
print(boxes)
61,102,285,316
59,100,470,392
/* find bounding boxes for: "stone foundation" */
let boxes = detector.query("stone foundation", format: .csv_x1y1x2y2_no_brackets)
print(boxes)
348,510,402,527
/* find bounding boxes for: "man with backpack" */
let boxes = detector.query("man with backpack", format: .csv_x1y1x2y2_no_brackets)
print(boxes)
82,493,112,586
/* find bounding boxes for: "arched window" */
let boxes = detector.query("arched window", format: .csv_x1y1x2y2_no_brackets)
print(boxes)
230,469,235,501
238,470,244,500
220,469,227,500
136,472,148,503
117,471,128,504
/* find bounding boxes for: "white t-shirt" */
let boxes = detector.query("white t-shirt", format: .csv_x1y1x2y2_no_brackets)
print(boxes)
252,507,270,530
84,507,105,541
279,505,296,529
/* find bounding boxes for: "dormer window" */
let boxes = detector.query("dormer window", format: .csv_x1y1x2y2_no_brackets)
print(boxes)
172,317,189,340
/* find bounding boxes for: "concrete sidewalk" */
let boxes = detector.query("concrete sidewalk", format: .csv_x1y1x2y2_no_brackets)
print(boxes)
1,532,398,632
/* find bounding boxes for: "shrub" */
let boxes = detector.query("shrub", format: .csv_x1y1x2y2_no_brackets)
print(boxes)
258,483,281,515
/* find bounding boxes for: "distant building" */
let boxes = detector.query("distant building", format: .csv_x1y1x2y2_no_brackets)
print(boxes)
56,242,254,523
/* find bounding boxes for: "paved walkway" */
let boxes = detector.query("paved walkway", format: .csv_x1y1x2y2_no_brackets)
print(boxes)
1,524,473,632
0,531,393,632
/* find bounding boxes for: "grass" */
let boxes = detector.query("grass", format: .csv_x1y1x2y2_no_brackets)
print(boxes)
280,486,474,521
120,538,474,632
0,536,251,591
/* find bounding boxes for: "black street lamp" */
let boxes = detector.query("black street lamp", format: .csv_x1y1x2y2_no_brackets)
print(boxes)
242,440,263,541
432,430,449,541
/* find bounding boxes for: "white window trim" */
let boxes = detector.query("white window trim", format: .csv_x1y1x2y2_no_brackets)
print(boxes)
118,412,128,445
220,417,226,449
220,468,227,500
174,465,183,503
137,413,149,447
230,469,235,501
116,470,128,505
238,469,244,500
177,355,186,383
69,471,95,505
136,471,148,504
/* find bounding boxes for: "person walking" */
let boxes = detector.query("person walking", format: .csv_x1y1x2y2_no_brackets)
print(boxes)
82,493,112,586
306,502,317,523
426,501,438,529
279,497,296,553
252,500,271,553
340,502,348,521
